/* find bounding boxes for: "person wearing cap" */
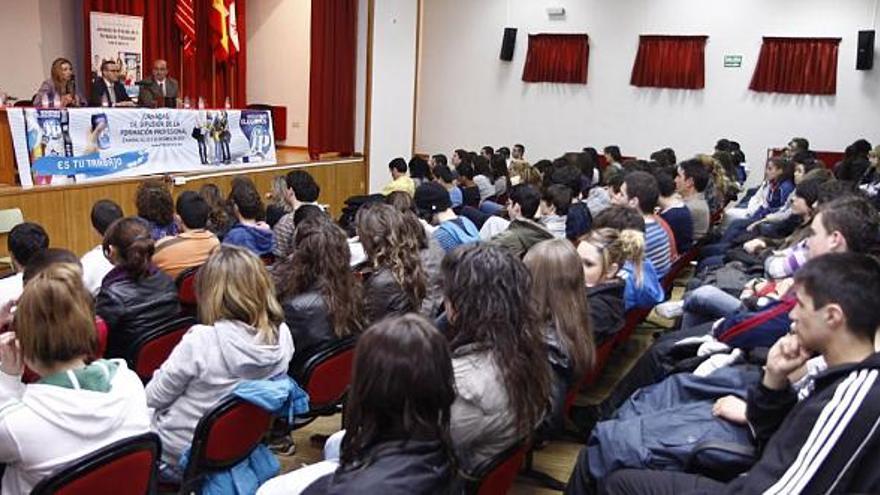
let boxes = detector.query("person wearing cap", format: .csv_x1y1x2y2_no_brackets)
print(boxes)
382,157,416,196
414,182,479,252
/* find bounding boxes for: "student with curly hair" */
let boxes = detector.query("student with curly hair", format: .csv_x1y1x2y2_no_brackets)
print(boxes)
356,203,427,323
135,179,179,240
275,215,364,358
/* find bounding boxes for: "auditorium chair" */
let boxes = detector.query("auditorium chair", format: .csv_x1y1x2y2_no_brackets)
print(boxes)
20,316,109,384
662,246,701,296
465,439,529,495
162,397,273,494
31,432,161,495
175,266,200,316
128,315,196,382
0,207,23,269
288,336,357,429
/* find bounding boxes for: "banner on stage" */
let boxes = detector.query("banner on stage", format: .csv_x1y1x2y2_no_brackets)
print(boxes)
9,108,277,186
90,12,144,98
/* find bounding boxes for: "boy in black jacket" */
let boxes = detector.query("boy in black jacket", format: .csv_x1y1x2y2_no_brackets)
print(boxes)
593,252,880,494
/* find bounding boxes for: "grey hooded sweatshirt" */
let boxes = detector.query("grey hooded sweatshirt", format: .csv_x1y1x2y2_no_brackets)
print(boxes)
145,319,294,465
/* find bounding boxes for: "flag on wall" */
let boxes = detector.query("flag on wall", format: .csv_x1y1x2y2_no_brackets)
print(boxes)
175,0,196,57
210,0,240,62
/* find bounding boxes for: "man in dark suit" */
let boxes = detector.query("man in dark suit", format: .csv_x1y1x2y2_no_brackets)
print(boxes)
88,60,134,107
137,59,179,108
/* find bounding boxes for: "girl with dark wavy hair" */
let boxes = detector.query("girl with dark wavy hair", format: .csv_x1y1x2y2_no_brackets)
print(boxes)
257,314,456,494
275,215,364,357
356,203,427,323
384,192,445,318
443,243,551,472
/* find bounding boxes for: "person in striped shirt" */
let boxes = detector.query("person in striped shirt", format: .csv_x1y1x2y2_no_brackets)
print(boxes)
617,171,672,278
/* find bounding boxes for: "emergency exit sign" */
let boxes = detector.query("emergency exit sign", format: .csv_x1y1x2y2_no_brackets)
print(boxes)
724,55,743,68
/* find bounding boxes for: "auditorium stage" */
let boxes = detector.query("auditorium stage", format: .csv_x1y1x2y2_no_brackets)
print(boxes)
0,147,367,256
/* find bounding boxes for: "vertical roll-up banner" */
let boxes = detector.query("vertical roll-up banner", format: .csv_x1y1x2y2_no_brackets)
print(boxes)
90,12,144,99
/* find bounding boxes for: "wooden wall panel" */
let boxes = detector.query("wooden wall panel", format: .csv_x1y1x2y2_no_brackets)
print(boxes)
0,159,366,257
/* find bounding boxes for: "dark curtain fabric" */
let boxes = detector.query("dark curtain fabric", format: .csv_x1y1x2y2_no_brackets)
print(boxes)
522,34,589,84
630,35,708,89
308,0,357,159
82,0,246,107
749,37,841,95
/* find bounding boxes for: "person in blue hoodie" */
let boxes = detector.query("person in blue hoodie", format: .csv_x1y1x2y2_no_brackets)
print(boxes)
223,177,275,256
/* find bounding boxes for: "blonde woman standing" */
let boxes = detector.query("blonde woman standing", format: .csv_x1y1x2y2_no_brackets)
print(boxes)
146,245,294,482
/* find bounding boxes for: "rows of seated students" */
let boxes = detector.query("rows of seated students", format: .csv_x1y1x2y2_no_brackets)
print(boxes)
1,135,880,494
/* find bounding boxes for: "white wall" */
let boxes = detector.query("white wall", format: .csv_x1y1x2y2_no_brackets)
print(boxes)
0,0,84,101
354,0,369,154
246,0,311,147
416,0,880,177
367,0,419,193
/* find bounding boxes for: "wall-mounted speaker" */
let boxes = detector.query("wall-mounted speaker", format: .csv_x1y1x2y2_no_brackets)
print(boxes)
500,27,517,61
857,30,874,70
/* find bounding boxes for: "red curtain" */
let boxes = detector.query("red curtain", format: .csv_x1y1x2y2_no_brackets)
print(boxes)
308,0,357,159
630,35,708,89
749,37,841,95
522,34,589,84
82,0,246,107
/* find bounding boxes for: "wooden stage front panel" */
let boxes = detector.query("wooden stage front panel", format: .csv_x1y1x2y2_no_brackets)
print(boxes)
0,157,366,257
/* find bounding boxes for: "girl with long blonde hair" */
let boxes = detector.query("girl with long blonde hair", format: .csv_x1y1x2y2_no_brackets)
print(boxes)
145,244,294,482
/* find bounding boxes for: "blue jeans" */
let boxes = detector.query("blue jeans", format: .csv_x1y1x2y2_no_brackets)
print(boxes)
682,285,743,330
479,200,505,215
720,217,752,244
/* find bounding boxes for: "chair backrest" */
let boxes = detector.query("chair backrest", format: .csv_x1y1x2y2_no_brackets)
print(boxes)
175,265,200,307
130,316,196,381
468,440,528,495
0,208,23,234
31,432,161,495
291,336,357,412
182,397,273,484
21,316,109,384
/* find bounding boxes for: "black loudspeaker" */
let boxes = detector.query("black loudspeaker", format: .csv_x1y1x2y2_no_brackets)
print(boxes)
857,30,874,70
500,27,517,61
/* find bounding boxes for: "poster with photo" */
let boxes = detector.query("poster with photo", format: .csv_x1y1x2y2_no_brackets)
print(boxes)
90,12,143,98
7,108,277,186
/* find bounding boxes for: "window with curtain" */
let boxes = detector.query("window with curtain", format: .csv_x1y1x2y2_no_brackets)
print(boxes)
630,35,708,89
522,34,589,84
749,37,841,95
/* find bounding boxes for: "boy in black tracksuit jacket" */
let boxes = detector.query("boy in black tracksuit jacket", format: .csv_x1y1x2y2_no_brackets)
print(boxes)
589,253,880,495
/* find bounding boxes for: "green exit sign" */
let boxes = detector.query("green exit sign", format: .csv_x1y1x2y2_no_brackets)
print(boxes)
724,55,743,68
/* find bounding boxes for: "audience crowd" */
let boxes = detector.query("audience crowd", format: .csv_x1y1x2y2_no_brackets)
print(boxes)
1,135,880,494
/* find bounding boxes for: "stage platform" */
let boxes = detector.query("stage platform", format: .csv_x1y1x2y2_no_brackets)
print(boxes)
0,147,366,256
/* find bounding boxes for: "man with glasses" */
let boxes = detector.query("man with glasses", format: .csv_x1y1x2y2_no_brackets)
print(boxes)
89,60,134,107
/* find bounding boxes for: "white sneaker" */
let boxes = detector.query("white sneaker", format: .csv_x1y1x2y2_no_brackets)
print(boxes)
655,300,684,319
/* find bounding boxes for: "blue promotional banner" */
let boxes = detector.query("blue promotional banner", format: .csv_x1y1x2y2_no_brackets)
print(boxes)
8,107,276,186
